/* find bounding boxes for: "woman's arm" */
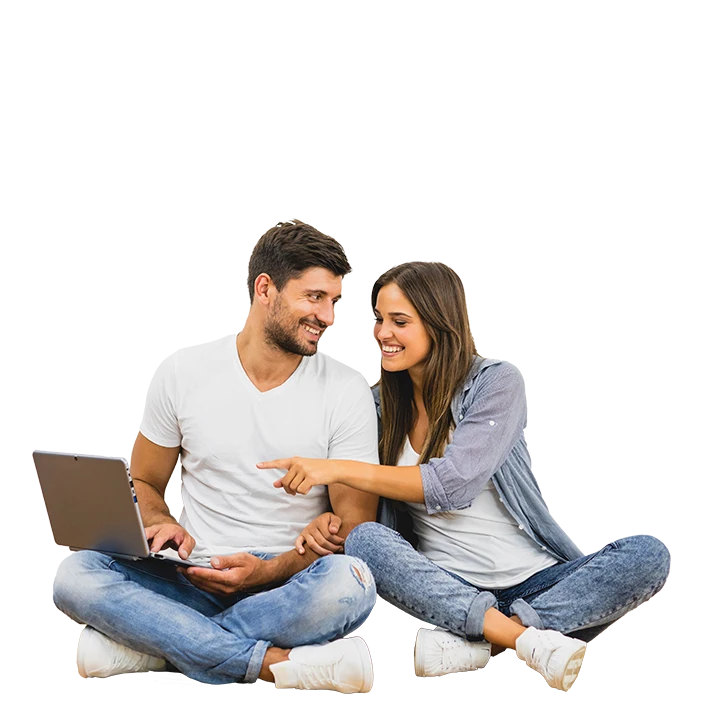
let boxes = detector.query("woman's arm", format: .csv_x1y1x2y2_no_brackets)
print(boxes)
259,362,527,509
339,461,424,502
420,362,526,513
257,457,425,503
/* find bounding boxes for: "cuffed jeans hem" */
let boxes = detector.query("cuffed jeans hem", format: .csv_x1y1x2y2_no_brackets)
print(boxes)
464,591,497,640
243,640,272,684
510,599,544,630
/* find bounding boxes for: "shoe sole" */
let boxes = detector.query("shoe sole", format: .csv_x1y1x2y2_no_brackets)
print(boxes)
351,637,374,693
560,646,585,691
414,630,429,677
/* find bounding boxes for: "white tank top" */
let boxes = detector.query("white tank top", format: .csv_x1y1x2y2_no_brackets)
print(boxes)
401,437,558,589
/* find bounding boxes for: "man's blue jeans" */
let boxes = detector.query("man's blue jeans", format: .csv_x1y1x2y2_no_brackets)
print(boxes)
53,550,376,684
344,523,669,642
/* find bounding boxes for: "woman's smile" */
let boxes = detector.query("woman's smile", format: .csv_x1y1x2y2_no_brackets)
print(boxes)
380,344,404,357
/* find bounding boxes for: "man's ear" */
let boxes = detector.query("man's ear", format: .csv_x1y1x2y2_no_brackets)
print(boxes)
253,273,277,306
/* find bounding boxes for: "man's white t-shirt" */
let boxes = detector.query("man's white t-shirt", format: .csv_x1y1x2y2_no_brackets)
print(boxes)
139,334,379,563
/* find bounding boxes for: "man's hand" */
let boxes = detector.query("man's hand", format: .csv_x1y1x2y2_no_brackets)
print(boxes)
257,456,341,495
179,553,270,596
295,512,344,556
145,522,195,560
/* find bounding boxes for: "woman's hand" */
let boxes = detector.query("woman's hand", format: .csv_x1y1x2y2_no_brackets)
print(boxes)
257,456,341,495
295,512,345,556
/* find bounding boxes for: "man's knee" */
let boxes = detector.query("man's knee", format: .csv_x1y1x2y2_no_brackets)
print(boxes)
314,554,376,620
53,550,112,616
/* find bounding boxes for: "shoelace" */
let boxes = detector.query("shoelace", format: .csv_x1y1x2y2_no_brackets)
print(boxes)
297,659,339,689
109,643,151,672
440,638,474,673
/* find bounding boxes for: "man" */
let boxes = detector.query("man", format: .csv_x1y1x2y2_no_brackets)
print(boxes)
53,220,380,693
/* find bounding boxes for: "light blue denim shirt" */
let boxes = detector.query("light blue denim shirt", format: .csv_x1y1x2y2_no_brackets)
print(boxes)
374,357,584,563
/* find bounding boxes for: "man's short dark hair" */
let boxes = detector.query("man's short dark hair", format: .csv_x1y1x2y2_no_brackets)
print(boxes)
247,220,352,303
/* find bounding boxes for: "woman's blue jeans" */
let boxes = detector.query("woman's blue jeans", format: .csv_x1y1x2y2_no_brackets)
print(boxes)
53,550,376,684
344,522,669,642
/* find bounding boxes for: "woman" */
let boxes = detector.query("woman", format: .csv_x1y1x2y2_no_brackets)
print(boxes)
258,261,670,691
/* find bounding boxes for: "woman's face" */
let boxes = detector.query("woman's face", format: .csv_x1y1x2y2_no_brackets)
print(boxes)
373,283,432,377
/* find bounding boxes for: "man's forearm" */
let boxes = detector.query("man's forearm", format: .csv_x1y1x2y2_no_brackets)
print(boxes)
255,545,320,587
253,485,378,587
134,478,178,527
329,483,378,542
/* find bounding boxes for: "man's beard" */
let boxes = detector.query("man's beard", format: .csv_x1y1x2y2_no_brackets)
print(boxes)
264,298,320,357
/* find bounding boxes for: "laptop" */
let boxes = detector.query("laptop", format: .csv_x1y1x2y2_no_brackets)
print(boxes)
33,450,205,568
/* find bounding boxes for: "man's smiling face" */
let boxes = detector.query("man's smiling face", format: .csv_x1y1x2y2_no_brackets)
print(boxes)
264,267,343,356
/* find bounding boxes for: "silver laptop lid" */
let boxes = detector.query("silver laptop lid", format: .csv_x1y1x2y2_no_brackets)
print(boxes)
33,450,150,558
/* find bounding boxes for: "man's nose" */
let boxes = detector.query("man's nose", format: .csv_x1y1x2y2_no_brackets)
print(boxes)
318,300,335,327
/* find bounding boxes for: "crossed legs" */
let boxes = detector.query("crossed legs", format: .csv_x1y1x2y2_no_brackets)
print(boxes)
344,522,670,650
53,550,376,684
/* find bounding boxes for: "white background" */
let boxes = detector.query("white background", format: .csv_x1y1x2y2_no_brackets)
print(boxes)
2,2,701,701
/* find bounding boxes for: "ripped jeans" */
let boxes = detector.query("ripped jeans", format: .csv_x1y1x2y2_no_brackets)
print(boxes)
345,523,669,642
53,550,376,684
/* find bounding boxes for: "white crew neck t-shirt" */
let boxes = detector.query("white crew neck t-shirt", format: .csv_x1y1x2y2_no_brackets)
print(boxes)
139,334,379,562
401,437,557,589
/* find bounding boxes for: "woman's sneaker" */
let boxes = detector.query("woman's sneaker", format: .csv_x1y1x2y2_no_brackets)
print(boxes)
515,627,586,691
77,626,167,678
414,628,491,677
270,637,373,693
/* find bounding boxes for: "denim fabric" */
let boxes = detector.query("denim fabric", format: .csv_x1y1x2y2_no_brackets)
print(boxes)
374,357,583,562
53,550,376,684
345,523,669,642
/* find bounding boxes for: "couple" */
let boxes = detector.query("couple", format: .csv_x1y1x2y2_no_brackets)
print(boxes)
53,220,670,693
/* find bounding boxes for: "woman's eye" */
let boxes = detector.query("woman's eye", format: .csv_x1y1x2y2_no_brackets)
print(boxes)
374,317,383,324
395,320,407,327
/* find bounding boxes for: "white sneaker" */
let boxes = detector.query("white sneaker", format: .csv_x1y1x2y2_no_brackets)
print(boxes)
414,628,491,677
77,626,167,678
269,637,373,693
515,627,586,691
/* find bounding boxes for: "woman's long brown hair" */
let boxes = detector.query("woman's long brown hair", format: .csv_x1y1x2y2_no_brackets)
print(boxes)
373,262,478,466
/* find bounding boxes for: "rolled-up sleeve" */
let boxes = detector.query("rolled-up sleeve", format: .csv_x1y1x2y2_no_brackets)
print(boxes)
421,363,527,514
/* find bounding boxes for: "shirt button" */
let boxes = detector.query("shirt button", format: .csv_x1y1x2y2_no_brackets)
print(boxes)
518,524,524,530
541,546,547,551
489,420,495,426
459,414,464,420
435,505,441,510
